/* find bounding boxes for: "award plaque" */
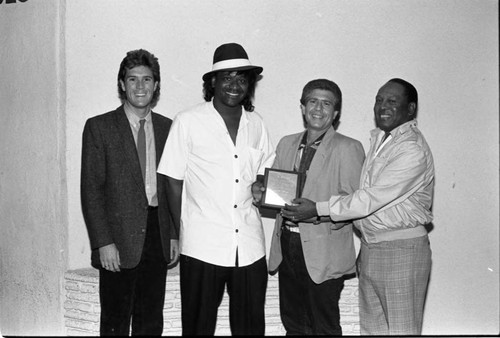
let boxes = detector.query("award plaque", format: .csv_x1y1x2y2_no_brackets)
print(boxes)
261,168,302,209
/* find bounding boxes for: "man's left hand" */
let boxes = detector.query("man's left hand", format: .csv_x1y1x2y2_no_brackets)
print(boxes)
281,198,318,221
168,239,180,267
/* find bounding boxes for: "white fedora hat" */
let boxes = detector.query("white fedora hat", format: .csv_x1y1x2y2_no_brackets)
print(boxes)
202,43,263,81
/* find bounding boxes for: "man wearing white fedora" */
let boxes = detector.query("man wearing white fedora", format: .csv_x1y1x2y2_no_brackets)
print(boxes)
157,43,275,335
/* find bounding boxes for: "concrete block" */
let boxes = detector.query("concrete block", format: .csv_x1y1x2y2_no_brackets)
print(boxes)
65,309,100,322
65,269,99,283
64,301,93,313
66,328,98,336
80,283,98,294
67,291,100,304
65,318,99,332
164,291,176,301
65,281,80,291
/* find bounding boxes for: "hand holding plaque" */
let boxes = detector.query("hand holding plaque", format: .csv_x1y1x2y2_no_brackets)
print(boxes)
260,168,303,209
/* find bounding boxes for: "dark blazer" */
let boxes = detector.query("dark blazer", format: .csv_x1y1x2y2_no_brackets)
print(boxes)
81,105,177,269
268,127,365,283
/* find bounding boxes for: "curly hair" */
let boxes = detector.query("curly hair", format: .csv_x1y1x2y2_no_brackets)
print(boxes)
117,49,161,106
202,70,259,112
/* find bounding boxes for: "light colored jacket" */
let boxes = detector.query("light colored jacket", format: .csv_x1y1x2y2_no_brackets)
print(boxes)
268,126,365,283
316,120,434,244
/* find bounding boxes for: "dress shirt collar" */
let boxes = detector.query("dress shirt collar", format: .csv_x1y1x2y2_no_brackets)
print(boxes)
298,130,327,150
123,104,152,126
371,119,418,142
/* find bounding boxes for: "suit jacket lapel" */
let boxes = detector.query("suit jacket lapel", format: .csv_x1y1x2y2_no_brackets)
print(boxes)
152,113,166,166
114,106,145,192
283,133,303,170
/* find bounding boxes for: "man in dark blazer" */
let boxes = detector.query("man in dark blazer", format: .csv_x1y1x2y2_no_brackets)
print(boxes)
81,49,179,336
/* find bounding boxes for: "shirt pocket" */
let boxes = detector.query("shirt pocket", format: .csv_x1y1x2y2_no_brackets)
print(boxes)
240,147,265,182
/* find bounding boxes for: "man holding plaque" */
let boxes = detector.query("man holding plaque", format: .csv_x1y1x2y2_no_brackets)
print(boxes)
282,78,434,335
266,79,365,335
157,43,275,335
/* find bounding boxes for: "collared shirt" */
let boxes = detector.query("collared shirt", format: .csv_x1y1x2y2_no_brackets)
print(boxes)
316,120,434,244
294,131,326,196
284,131,326,228
157,101,275,267
124,106,158,206
374,132,392,157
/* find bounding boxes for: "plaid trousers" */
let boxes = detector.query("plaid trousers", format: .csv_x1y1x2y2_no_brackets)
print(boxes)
357,235,431,335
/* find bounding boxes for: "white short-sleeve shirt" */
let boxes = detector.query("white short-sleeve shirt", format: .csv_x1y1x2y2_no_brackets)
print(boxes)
157,101,275,267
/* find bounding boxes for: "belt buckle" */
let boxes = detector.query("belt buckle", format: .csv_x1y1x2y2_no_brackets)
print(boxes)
285,224,300,233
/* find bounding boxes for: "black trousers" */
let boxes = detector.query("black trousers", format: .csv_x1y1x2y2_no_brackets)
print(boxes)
99,208,167,336
279,227,344,336
180,254,267,336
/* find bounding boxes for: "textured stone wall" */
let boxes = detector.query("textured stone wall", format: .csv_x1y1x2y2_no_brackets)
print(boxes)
64,268,360,336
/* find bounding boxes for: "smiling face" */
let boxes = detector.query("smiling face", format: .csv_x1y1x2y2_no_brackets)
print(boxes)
212,71,249,109
119,65,158,117
374,81,416,132
301,89,339,134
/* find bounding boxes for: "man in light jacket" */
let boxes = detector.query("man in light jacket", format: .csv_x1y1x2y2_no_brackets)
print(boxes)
267,79,365,335
282,78,434,335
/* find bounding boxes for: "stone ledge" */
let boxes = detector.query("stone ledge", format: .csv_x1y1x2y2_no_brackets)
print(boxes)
64,267,359,336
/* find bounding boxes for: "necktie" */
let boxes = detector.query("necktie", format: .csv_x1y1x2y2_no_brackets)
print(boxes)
137,119,146,182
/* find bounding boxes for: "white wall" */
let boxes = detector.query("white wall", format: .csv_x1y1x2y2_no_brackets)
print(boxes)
0,0,67,335
1,0,496,335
